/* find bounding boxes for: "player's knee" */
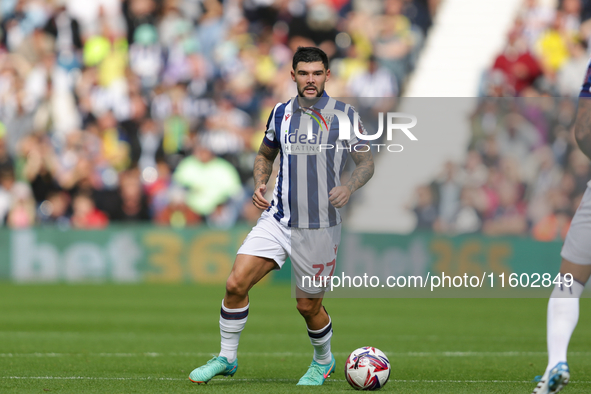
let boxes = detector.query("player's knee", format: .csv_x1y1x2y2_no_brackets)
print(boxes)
296,301,321,318
225,275,248,298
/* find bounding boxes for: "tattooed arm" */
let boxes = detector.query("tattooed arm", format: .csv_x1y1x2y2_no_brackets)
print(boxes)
329,148,375,208
575,97,591,160
252,141,279,209
346,149,375,193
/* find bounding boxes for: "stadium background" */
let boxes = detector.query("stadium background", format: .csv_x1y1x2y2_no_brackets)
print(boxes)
2,0,591,393
0,0,586,283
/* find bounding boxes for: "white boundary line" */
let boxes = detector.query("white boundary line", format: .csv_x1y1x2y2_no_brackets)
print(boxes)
1,376,591,384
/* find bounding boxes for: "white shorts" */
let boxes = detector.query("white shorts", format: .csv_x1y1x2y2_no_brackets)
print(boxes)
237,210,341,294
562,184,591,265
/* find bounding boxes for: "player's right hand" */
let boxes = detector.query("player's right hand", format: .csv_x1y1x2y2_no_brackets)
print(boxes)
252,184,270,210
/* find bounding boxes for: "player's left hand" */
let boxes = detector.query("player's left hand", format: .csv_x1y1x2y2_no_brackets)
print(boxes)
329,186,351,208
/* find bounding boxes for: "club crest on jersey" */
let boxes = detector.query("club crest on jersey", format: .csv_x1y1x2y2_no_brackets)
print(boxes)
303,108,333,133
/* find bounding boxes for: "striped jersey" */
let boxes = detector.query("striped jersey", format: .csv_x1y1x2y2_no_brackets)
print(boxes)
262,92,367,229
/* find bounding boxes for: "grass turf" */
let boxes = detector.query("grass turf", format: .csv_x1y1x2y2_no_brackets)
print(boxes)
0,284,590,393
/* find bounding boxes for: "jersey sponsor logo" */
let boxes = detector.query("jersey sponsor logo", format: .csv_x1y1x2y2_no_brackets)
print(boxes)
284,107,332,155
285,114,291,121
284,127,325,155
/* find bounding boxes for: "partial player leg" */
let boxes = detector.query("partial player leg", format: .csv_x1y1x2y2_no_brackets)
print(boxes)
532,259,591,394
291,225,340,386
189,254,278,384
224,254,278,308
296,289,335,386
219,254,278,362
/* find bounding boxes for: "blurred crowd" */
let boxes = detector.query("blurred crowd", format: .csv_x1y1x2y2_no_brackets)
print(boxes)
412,96,586,241
0,0,436,229
483,0,591,97
411,0,591,241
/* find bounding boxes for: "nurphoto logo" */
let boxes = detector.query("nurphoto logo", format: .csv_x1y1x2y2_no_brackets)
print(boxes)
285,108,418,154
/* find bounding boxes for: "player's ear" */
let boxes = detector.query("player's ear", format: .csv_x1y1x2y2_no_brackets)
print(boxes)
291,69,296,82
325,68,331,82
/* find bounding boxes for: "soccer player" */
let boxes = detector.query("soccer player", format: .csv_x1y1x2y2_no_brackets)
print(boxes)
188,47,374,386
531,66,591,394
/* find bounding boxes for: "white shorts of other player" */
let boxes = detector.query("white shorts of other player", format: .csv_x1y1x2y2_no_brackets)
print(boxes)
562,183,591,265
237,210,341,294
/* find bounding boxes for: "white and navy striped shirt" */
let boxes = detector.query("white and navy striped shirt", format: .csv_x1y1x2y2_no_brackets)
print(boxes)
263,92,367,229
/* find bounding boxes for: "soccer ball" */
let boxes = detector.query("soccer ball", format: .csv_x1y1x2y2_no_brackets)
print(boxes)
344,346,391,390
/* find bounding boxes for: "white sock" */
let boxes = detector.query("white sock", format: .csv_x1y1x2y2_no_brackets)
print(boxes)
546,276,585,373
308,316,333,364
219,300,249,363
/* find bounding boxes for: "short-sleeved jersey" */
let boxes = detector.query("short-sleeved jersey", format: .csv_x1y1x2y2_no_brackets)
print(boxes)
262,92,367,229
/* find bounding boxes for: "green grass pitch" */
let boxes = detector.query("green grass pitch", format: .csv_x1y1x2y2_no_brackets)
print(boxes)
1,283,591,393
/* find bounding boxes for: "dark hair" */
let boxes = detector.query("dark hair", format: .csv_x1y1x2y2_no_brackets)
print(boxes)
292,47,329,71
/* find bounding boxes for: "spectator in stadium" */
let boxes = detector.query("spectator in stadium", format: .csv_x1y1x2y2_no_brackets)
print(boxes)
172,138,242,221
411,184,438,231
374,0,415,85
0,0,436,231
144,159,171,217
154,185,201,227
480,135,502,170
347,55,399,98
203,95,252,157
431,161,462,230
526,146,563,200
70,191,109,229
460,150,488,188
6,182,36,229
161,87,191,156
532,180,572,242
535,11,571,79
20,134,60,204
499,156,527,199
96,110,131,171
1,0,47,53
532,206,572,241
123,0,159,46
526,146,564,225
482,180,528,236
128,23,163,91
135,117,165,175
43,1,83,71
37,189,71,227
561,0,583,35
556,37,589,97
3,89,35,158
110,168,151,222
495,112,541,164
0,127,13,170
469,100,503,148
0,167,17,224
520,0,554,48
337,44,367,83
492,28,542,95
443,186,483,234
82,12,128,89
